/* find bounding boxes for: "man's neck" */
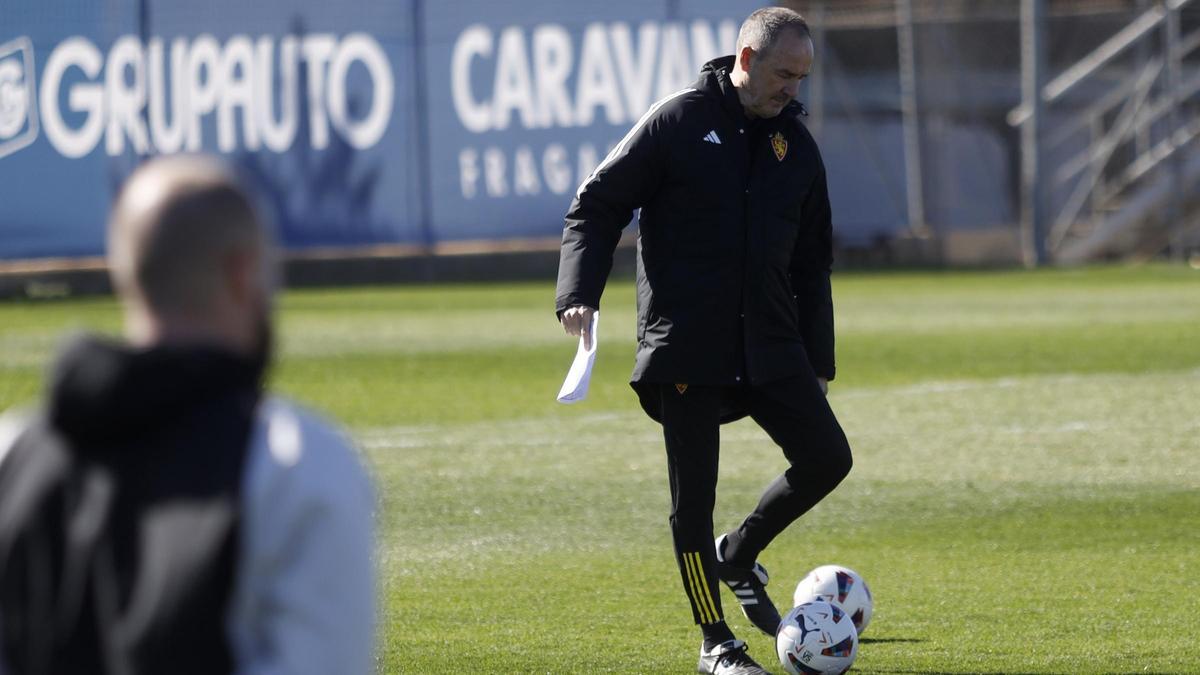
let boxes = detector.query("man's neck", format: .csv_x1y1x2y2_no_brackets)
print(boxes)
729,70,760,120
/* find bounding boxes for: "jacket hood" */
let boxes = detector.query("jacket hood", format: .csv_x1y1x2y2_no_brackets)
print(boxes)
48,334,263,447
697,56,737,103
700,55,737,77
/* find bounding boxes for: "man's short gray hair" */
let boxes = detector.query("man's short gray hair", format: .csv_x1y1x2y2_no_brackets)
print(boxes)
735,7,810,57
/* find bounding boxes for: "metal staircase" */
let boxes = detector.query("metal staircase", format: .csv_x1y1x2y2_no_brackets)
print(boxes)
1010,0,1200,263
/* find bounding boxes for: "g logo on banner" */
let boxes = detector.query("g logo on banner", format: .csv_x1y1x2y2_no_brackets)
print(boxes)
0,37,39,159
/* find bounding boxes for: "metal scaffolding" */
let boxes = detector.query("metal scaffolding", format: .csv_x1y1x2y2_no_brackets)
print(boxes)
787,0,1199,264
1009,0,1200,263
1020,0,1049,266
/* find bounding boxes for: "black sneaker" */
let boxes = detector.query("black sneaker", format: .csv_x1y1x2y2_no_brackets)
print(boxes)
714,534,782,637
697,639,771,675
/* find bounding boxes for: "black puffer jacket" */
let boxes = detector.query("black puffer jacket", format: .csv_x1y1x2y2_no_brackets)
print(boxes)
556,55,836,386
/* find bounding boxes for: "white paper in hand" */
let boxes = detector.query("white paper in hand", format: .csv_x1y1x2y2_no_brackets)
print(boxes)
556,311,598,404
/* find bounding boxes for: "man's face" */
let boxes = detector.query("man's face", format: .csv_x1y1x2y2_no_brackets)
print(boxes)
738,31,814,119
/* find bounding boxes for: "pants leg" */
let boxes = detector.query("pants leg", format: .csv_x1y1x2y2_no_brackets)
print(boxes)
724,375,853,566
656,383,725,626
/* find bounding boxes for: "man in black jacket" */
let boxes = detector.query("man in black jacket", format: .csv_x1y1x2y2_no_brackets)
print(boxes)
556,8,852,674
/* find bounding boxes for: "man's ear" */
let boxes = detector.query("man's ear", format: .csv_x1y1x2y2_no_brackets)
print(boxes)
738,46,756,72
224,248,260,307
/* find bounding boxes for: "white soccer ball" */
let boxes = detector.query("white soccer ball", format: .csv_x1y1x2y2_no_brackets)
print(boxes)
776,600,859,675
793,565,873,635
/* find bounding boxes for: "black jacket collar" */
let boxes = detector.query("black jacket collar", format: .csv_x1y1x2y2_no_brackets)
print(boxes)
48,335,264,447
696,55,805,130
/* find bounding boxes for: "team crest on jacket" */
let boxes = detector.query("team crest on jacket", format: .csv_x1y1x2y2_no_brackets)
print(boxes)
771,132,788,161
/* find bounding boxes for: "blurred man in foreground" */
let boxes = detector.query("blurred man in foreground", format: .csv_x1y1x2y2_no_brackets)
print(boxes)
0,155,375,675
557,7,851,673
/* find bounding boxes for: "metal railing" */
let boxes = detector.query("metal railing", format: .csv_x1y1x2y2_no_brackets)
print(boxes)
1010,0,1200,262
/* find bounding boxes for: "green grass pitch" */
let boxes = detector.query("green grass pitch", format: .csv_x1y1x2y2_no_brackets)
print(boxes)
1,265,1198,673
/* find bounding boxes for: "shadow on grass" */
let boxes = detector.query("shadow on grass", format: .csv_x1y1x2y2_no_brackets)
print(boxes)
852,644,1177,675
855,671,1177,675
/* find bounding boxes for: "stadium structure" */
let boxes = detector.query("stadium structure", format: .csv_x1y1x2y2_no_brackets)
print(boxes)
0,0,1196,298
784,0,1200,266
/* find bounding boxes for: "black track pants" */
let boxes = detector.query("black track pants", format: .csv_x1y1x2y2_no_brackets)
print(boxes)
636,376,853,626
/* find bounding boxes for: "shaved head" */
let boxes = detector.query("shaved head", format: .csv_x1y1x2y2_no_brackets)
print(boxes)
107,155,275,356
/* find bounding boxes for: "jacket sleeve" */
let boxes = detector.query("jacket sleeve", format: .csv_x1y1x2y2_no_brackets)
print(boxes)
790,158,836,381
0,408,29,471
555,112,668,317
0,410,30,675
229,399,376,675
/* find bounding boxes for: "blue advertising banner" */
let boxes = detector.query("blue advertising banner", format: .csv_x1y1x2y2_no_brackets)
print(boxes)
1,4,137,259
0,0,421,260
422,0,755,242
5,0,874,262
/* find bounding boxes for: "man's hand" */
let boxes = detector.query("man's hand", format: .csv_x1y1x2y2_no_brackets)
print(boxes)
817,377,829,396
560,305,596,350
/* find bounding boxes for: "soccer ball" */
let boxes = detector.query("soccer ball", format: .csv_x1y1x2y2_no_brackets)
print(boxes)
776,600,859,675
793,565,873,635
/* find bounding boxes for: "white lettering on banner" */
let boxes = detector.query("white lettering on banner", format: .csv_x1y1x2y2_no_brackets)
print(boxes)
450,17,737,202
40,36,105,158
0,36,40,160
300,35,335,150
0,58,28,139
35,33,393,158
459,147,480,198
532,25,572,129
458,140,613,202
106,36,149,156
541,143,571,195
484,147,507,197
327,34,393,149
0,63,25,138
574,24,624,127
186,35,220,151
492,28,536,131
255,35,298,152
608,22,658,121
655,24,693,104
147,39,187,154
513,145,540,196
219,36,257,153
451,25,493,134
449,18,737,133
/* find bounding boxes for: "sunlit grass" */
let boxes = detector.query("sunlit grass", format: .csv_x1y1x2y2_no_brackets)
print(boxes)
2,265,1198,672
